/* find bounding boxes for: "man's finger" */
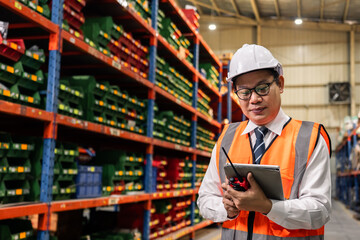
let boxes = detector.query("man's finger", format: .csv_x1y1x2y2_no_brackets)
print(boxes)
247,172,259,189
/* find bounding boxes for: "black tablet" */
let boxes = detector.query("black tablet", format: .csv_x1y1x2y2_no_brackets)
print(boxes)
224,163,284,200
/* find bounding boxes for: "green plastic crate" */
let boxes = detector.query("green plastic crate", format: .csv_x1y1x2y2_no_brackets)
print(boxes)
60,144,79,162
20,48,46,71
18,69,44,91
0,62,22,85
82,19,111,47
59,80,84,105
27,1,51,18
0,219,33,240
2,179,30,202
3,158,31,179
8,138,35,159
11,85,41,107
88,16,123,40
0,87,19,103
27,179,40,201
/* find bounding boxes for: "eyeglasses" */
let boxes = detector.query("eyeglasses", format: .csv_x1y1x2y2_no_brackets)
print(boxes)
234,79,277,100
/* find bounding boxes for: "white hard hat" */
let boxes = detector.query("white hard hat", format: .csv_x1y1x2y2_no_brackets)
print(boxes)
226,44,283,82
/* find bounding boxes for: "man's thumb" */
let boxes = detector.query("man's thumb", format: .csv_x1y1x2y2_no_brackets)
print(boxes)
247,172,257,187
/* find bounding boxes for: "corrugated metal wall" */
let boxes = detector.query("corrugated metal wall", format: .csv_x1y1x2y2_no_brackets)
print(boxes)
200,25,356,148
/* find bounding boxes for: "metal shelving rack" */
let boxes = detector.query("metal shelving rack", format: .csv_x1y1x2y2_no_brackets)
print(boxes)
0,0,222,240
335,125,360,211
220,63,243,123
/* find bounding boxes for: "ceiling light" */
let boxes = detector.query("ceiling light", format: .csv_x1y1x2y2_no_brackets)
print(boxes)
209,24,216,30
295,18,303,25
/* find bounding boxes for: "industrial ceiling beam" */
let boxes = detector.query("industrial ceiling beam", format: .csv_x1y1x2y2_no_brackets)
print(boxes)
297,0,301,18
199,14,360,32
209,0,221,15
320,0,324,20
343,0,350,22
230,0,241,16
187,0,256,23
200,15,257,26
250,0,261,22
274,0,280,18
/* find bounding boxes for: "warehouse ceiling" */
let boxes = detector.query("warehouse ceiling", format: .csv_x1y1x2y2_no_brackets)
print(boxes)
175,0,360,30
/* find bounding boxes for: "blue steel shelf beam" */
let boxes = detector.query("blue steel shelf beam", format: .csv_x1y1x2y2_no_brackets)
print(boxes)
143,0,158,239
38,1,64,240
217,69,222,124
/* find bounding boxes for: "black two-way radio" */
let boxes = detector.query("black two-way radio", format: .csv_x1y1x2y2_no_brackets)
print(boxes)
221,147,249,191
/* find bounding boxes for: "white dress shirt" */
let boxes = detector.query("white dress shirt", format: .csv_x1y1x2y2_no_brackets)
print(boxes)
197,108,331,230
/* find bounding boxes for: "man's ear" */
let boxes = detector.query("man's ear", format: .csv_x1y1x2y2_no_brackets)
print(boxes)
278,76,284,93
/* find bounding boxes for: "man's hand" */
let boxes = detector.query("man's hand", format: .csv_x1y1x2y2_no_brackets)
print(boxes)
225,172,272,214
222,179,240,218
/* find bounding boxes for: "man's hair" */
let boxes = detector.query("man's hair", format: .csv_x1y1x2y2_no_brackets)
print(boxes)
266,69,280,86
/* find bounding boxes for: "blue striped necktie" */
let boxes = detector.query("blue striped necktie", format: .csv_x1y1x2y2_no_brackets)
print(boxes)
253,127,268,164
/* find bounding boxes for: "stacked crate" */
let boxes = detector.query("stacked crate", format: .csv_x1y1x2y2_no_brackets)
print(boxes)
157,9,165,32
65,75,146,134
81,16,149,78
195,162,208,188
182,8,200,30
197,89,212,118
155,56,193,106
91,230,142,240
0,37,46,108
0,219,34,240
95,151,144,196
152,156,170,192
52,143,79,200
19,0,51,18
150,199,173,238
62,0,86,40
150,197,191,239
27,138,43,202
199,63,219,88
155,111,191,146
0,133,34,204
127,0,151,25
152,156,192,191
196,125,216,153
166,156,192,190
57,80,84,118
194,196,203,224
75,165,102,199
158,15,193,64
152,103,166,140
118,29,149,78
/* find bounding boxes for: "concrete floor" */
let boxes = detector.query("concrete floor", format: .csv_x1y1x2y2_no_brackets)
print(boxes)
189,199,360,240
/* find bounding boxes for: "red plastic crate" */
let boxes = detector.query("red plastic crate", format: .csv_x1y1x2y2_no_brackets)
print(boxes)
63,3,85,30
0,36,25,62
107,39,122,56
65,0,86,12
182,9,200,29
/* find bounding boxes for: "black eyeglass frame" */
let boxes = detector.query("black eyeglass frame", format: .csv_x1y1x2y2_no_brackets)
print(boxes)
234,79,278,100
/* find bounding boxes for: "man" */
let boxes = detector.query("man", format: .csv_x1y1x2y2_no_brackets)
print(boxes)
197,44,331,240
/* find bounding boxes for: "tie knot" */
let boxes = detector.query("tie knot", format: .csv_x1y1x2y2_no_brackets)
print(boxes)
255,127,268,140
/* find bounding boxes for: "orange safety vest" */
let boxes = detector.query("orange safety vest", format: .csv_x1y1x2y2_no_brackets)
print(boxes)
216,119,331,240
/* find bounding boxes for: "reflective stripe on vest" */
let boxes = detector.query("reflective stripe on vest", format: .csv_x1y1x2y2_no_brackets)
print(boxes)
217,119,330,239
218,122,241,185
290,121,314,199
222,228,324,240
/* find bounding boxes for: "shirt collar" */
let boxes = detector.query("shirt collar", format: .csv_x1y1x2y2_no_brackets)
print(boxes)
241,108,290,136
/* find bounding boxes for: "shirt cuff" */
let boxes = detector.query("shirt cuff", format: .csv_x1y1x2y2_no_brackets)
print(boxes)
226,212,240,221
266,199,287,224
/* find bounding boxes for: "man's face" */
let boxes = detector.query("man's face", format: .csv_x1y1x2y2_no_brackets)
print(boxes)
234,70,284,126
